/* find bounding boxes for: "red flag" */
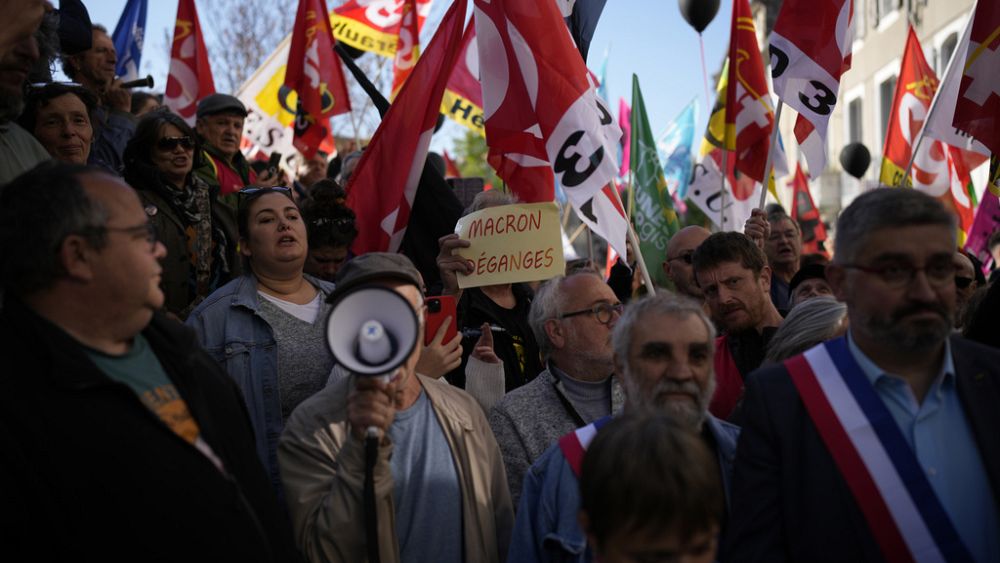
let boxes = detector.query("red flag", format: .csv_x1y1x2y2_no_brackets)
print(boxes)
789,163,828,257
475,0,621,208
770,0,853,177
164,0,215,124
724,0,774,183
285,0,352,160
879,28,975,233
954,1,1000,156
331,0,431,58
390,0,420,99
443,150,461,178
346,0,468,254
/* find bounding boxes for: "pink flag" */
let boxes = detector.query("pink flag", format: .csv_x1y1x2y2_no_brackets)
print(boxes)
618,97,631,177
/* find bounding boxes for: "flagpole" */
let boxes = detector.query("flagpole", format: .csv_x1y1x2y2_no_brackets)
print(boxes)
758,99,784,209
605,181,656,295
719,149,728,231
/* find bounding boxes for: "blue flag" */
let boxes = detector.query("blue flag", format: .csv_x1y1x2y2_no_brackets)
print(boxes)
112,0,147,81
657,98,698,200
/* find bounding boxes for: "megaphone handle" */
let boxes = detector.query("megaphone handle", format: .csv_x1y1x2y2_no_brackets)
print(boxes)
365,374,393,439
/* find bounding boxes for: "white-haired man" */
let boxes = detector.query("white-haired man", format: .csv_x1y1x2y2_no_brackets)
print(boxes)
506,292,740,563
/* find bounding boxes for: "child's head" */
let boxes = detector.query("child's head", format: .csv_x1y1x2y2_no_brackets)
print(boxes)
579,413,723,563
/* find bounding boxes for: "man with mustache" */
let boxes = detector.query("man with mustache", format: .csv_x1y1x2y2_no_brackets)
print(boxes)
506,292,739,563
745,209,802,315
662,225,711,302
725,189,1000,562
193,94,282,196
489,271,625,506
61,25,134,174
692,232,783,420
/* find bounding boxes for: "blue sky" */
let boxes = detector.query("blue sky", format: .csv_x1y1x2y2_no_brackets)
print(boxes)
69,0,734,145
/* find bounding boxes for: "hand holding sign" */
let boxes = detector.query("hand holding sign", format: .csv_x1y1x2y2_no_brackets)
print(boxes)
454,202,566,288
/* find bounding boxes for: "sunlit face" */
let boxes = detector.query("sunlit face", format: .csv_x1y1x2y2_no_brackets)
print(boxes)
33,93,93,164
550,274,621,373
76,29,117,91
305,244,349,282
619,312,715,429
241,192,308,272
151,123,194,187
196,113,245,160
828,225,956,352
696,261,771,333
765,217,801,270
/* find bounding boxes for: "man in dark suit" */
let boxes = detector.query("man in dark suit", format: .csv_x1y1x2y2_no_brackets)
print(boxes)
725,188,1000,562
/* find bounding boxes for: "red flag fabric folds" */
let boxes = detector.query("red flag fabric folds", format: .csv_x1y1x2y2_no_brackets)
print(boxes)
954,0,1000,156
390,0,421,99
474,0,621,211
769,0,853,177
789,163,829,257
285,0,352,159
724,0,774,183
346,0,468,254
164,0,215,124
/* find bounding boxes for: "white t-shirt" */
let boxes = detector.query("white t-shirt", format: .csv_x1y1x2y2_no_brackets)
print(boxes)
257,290,323,323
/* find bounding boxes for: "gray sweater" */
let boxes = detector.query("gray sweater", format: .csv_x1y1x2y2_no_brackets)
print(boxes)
487,365,625,506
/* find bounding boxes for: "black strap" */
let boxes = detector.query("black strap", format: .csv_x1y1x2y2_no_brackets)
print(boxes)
364,435,380,563
552,379,587,428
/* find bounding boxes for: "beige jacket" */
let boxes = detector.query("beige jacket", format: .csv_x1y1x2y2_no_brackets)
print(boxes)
278,373,514,563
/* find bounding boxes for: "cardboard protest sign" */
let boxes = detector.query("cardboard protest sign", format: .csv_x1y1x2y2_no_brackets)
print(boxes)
455,202,565,288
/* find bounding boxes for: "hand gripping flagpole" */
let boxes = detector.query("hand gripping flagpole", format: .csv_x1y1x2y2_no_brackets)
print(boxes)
605,183,656,295
758,99,784,209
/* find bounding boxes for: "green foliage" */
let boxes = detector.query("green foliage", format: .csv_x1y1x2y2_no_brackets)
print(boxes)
451,130,502,188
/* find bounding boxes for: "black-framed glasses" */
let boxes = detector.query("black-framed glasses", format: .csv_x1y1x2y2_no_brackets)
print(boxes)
92,221,159,252
843,261,956,289
558,302,624,325
156,136,194,152
955,276,975,289
666,251,694,264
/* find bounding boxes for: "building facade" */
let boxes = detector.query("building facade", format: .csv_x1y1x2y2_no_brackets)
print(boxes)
752,0,979,218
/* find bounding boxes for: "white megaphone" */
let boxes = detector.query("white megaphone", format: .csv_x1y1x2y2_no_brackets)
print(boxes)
326,286,420,378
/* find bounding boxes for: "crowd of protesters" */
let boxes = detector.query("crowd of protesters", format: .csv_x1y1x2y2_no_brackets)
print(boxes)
1,2,1000,562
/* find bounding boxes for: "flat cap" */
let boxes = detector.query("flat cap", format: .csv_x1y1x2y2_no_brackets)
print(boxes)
196,93,248,119
328,252,423,303
788,263,827,297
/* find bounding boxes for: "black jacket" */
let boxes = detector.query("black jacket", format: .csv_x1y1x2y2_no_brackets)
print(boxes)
723,336,1000,562
0,299,300,562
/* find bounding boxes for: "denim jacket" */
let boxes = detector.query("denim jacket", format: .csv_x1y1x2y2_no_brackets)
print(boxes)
507,414,740,563
186,273,335,496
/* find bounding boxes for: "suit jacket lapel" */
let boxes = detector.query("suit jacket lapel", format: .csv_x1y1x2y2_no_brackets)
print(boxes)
952,337,1000,511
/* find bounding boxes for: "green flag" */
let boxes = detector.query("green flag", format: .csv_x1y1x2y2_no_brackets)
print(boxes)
630,74,680,287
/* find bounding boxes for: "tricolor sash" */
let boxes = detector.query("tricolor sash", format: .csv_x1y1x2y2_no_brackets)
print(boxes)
558,416,612,478
786,337,972,563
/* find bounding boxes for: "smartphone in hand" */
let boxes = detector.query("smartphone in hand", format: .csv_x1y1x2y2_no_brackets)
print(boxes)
424,295,457,346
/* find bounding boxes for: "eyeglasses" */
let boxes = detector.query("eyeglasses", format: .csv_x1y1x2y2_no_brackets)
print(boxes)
843,261,957,289
955,276,975,289
97,221,159,252
666,251,693,264
156,136,194,151
558,302,624,325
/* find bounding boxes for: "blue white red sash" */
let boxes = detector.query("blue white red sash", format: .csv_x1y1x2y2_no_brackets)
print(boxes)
786,337,972,563
558,416,613,478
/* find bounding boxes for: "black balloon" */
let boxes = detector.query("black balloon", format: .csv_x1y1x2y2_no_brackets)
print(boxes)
678,0,720,33
839,142,871,179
